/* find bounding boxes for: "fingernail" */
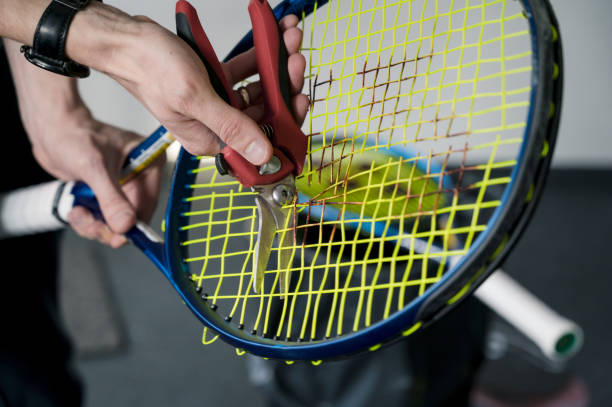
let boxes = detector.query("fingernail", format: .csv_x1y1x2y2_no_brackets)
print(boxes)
244,140,268,164
98,227,114,244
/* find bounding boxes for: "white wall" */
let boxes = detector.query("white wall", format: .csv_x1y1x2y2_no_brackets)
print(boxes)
79,0,612,168
551,0,611,167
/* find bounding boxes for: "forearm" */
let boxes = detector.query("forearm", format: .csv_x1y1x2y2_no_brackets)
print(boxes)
0,0,48,45
1,0,151,80
3,38,88,135
65,1,153,77
1,0,281,163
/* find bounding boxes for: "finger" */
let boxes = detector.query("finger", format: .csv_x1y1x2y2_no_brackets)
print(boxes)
122,152,165,223
174,118,225,156
193,91,272,165
233,81,262,110
224,21,302,84
67,206,103,240
233,51,305,110
224,48,258,84
67,206,128,248
279,15,299,30
282,26,303,55
292,93,310,126
288,53,306,94
85,166,137,234
238,92,305,125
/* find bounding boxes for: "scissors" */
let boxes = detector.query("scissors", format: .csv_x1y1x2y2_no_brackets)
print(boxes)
176,0,307,297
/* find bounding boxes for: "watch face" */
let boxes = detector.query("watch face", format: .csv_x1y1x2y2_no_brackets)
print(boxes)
54,0,90,10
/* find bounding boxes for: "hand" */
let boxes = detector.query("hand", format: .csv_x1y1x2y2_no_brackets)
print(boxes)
67,4,309,164
4,39,164,247
221,15,310,127
42,114,164,248
30,108,164,248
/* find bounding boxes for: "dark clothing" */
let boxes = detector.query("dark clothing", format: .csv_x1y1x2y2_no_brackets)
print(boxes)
0,45,82,407
249,295,488,407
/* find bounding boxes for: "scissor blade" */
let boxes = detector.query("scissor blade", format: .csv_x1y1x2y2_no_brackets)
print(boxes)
253,195,276,294
276,206,293,298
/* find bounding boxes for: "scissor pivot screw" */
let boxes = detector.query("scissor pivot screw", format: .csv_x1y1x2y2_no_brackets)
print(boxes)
259,155,282,175
272,184,295,205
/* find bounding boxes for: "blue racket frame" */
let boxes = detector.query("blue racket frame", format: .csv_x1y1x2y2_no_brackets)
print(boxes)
68,0,561,360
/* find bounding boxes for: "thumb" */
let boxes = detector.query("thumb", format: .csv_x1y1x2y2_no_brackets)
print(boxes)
196,91,272,165
86,170,136,234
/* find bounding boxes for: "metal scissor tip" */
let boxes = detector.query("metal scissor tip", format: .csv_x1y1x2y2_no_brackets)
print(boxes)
252,174,296,298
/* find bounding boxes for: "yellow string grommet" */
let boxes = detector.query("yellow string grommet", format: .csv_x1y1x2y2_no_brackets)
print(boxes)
285,360,294,365
541,140,550,158
311,360,323,366
369,344,381,352
447,283,470,305
235,348,246,356
490,236,509,261
402,322,422,337
551,25,558,42
526,184,535,203
549,102,555,118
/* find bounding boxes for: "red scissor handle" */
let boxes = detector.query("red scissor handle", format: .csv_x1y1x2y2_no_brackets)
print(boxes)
175,0,306,188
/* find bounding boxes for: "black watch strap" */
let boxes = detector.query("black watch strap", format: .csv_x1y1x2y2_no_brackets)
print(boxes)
21,0,96,78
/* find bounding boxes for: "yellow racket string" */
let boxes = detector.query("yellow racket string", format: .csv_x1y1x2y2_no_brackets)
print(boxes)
179,0,531,346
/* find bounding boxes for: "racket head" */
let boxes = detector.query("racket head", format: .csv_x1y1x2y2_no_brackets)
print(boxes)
162,0,562,361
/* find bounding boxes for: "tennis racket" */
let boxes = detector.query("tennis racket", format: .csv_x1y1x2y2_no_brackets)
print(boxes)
295,141,581,361
0,0,565,362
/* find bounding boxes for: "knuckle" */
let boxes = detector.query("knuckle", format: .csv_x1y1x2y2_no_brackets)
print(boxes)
67,207,87,226
75,145,105,175
83,223,100,240
182,133,219,157
68,214,95,240
133,15,155,24
215,116,244,147
102,195,129,216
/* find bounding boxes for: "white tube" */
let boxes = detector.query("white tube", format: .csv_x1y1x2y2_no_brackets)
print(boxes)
475,270,583,361
0,180,73,238
399,238,583,362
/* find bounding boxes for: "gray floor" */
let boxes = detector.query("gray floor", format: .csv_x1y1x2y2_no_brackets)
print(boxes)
60,169,610,406
72,241,264,407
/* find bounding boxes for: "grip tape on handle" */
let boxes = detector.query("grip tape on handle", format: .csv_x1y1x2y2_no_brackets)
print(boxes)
0,180,73,238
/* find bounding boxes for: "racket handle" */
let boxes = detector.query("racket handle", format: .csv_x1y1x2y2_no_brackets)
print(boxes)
0,127,173,239
475,270,583,361
0,180,73,238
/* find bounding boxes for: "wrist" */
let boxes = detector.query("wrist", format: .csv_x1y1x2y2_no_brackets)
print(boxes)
65,1,150,77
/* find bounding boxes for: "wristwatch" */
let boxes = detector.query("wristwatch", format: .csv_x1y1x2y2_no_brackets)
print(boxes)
21,0,99,78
